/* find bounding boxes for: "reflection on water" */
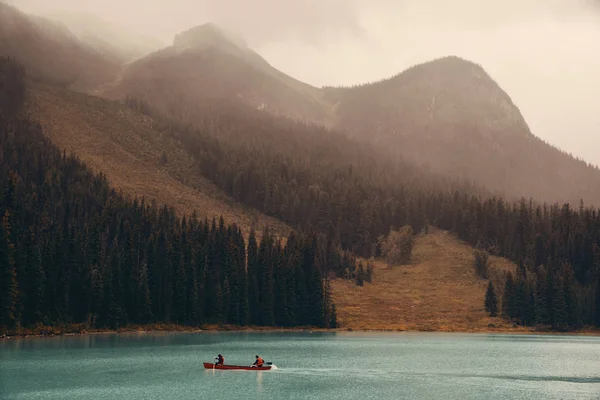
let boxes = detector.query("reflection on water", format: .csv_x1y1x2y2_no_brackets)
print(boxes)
256,371,263,392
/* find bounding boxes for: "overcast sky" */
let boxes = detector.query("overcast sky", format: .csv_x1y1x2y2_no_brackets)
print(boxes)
9,0,600,166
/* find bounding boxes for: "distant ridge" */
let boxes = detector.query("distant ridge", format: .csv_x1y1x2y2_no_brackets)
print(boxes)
174,23,248,53
326,55,600,206
105,22,335,126
0,2,119,91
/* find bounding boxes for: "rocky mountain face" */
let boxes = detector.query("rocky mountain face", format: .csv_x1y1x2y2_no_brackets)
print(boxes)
106,23,335,126
326,56,600,205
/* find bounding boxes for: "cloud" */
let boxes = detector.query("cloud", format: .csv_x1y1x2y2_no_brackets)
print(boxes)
8,0,365,44
7,0,600,165
203,0,364,46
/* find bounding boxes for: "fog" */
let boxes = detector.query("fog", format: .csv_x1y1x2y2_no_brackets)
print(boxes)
9,0,600,166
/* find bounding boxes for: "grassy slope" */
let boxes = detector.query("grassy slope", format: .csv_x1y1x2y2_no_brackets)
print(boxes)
28,83,519,332
331,228,520,332
27,83,291,238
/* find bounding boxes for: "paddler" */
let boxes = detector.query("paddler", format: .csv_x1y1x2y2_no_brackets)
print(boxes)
252,355,264,367
214,354,224,366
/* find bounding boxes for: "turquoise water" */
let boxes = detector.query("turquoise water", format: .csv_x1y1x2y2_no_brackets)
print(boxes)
1,332,600,399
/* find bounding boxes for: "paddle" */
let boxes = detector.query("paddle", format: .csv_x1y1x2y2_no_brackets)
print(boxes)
249,362,272,367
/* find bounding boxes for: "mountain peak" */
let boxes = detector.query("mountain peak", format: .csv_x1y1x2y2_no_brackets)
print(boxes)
399,55,490,83
173,23,247,53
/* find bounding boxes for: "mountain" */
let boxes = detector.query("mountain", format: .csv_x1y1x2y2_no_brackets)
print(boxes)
3,9,600,334
0,2,119,91
104,23,335,126
326,56,600,206
45,11,163,63
109,24,600,206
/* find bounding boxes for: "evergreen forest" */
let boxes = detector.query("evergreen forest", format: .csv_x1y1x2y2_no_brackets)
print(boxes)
0,58,344,332
2,58,600,333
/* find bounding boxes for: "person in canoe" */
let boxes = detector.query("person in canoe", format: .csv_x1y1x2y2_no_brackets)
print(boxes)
252,355,264,368
214,354,224,366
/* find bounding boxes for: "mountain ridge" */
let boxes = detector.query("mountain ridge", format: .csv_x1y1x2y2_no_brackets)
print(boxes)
104,23,336,126
104,24,600,206
2,9,600,336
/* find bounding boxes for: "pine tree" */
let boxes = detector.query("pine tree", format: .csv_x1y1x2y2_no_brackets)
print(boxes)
502,272,516,319
474,249,490,279
105,239,124,329
595,278,600,327
534,267,549,326
173,254,188,324
294,261,308,325
484,280,498,317
305,236,324,327
366,262,374,283
22,228,45,326
562,264,581,329
0,217,18,331
247,228,260,325
551,277,568,330
329,304,338,329
135,259,153,324
257,229,274,326
356,262,365,287
222,277,230,323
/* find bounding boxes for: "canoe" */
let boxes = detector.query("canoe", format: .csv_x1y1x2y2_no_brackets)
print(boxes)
203,362,272,371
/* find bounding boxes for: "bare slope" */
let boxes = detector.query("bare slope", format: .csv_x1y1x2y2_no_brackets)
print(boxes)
27,83,291,237
332,228,516,331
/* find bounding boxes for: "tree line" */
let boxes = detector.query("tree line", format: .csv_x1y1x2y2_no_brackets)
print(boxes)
0,58,347,333
3,57,599,333
126,92,600,331
475,200,600,330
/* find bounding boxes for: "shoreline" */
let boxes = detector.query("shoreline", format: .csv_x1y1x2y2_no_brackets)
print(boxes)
2,323,600,339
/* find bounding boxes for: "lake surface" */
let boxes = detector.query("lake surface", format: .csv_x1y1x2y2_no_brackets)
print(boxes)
1,332,600,399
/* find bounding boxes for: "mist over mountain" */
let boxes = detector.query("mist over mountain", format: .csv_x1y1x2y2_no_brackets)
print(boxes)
326,56,600,205
105,23,335,126
45,11,164,63
0,2,119,91
105,22,600,206
3,2,600,339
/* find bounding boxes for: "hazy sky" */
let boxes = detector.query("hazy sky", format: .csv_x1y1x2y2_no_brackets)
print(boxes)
9,0,600,166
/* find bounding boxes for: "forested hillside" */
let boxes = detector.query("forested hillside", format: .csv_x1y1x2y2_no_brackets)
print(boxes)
125,97,482,258
125,96,600,331
2,5,600,333
0,58,346,333
27,82,290,238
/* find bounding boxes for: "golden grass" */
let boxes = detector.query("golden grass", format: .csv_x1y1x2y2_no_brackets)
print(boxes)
27,83,291,239
331,228,525,332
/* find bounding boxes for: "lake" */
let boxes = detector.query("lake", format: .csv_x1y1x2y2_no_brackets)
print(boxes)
1,332,599,399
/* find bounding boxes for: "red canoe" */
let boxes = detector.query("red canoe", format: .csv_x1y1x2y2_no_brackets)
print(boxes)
203,362,272,371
